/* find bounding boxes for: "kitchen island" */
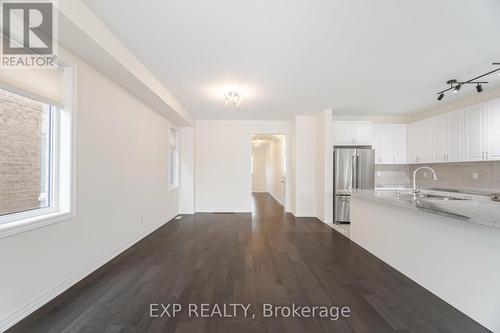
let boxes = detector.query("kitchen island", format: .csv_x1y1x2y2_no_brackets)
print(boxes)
351,189,500,332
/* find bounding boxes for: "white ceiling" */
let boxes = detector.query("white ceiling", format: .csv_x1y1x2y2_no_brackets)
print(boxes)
83,0,500,120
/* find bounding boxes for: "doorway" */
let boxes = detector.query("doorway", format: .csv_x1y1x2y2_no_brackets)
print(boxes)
251,134,287,210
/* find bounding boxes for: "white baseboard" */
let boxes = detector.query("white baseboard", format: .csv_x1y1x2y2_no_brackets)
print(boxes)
0,214,177,333
267,191,283,206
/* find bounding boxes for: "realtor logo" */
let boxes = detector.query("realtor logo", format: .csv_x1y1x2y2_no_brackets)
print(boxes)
1,0,58,68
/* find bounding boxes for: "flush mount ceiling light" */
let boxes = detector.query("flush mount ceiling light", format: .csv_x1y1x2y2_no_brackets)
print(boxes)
436,62,500,101
224,91,241,106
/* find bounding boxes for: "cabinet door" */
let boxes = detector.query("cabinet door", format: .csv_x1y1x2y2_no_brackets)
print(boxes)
447,109,465,162
432,114,448,162
419,119,433,163
333,121,355,145
393,124,407,164
488,99,500,160
372,124,382,164
355,121,372,145
379,125,394,164
407,122,420,163
465,105,484,161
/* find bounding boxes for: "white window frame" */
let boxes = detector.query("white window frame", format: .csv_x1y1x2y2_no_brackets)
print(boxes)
0,67,77,239
169,125,179,190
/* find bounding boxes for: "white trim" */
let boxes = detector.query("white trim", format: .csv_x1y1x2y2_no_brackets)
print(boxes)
0,211,75,239
0,214,177,332
0,66,77,239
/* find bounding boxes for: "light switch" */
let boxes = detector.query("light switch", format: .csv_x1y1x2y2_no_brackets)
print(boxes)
472,172,479,180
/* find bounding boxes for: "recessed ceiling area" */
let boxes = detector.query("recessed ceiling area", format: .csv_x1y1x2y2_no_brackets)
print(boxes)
83,0,500,120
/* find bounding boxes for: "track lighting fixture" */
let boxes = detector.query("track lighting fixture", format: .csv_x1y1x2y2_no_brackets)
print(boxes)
436,63,500,101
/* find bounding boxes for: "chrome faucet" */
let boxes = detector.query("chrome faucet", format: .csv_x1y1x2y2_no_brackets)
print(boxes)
413,166,437,198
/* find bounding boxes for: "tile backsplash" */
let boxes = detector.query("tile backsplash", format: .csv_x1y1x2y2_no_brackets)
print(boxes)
409,161,500,194
375,161,500,194
375,165,411,187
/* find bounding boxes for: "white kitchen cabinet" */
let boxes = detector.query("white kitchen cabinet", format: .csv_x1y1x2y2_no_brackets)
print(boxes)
333,121,355,145
355,121,372,145
432,114,448,162
333,121,372,146
372,124,407,164
419,118,433,163
431,110,465,163
447,109,465,162
407,119,433,164
407,122,420,163
488,99,500,160
465,104,486,161
372,124,382,163
393,124,408,164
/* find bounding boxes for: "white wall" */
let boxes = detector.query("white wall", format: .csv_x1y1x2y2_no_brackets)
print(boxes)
0,48,180,330
292,116,317,217
195,121,291,213
351,197,500,332
252,147,266,192
179,127,195,214
264,138,286,205
316,110,333,223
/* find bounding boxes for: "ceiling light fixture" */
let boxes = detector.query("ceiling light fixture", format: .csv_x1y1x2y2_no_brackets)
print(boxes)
224,91,241,106
436,62,500,101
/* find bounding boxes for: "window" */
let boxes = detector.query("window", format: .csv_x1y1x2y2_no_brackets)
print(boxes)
169,126,179,188
0,86,75,237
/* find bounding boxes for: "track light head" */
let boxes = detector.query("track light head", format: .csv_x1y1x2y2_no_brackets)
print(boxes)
453,85,461,93
476,84,483,93
437,93,444,101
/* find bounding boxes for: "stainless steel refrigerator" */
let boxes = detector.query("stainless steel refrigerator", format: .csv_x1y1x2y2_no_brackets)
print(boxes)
333,148,375,223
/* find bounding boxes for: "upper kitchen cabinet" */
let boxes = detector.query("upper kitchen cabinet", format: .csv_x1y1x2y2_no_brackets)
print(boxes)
407,122,419,164
488,98,500,160
465,103,487,161
407,119,432,163
447,109,466,162
333,121,372,146
432,113,448,162
372,124,407,164
431,110,465,163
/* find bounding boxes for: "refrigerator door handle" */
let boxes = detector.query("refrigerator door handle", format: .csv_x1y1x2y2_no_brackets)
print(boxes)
356,154,361,189
351,154,357,190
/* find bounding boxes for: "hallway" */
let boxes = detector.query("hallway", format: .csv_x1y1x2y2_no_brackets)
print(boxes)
9,194,488,333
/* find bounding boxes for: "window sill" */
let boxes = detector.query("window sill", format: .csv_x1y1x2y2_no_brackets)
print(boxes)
0,210,76,239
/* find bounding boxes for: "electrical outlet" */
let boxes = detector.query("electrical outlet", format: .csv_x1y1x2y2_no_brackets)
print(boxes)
139,213,143,223
376,171,381,177
472,172,479,180
422,171,428,178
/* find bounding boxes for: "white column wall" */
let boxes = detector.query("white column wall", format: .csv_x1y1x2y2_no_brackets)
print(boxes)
179,127,195,214
292,116,317,217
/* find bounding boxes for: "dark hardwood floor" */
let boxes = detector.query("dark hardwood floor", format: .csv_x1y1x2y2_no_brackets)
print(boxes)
9,193,489,333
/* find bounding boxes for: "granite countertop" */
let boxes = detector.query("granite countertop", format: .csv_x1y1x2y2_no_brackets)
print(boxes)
352,189,500,228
